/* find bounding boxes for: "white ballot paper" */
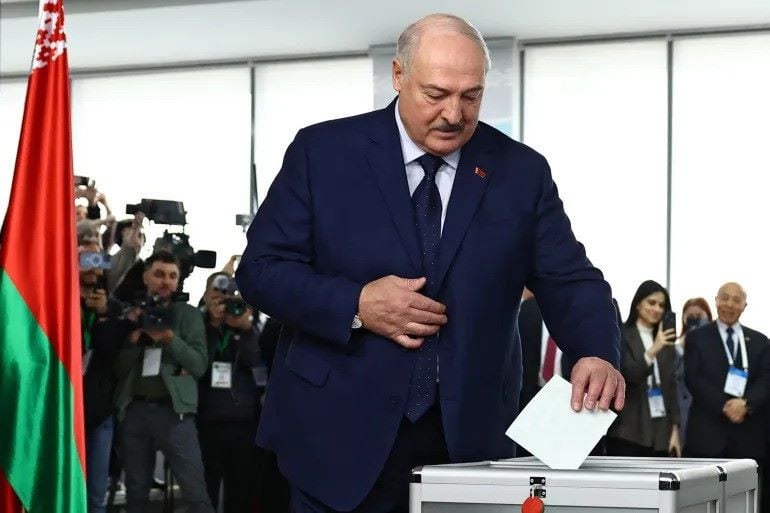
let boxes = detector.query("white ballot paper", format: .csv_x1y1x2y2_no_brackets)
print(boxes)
506,375,617,469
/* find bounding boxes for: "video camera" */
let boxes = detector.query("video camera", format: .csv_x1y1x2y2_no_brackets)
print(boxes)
126,199,186,226
132,292,189,331
154,231,216,283
125,198,216,282
211,274,248,317
74,175,95,188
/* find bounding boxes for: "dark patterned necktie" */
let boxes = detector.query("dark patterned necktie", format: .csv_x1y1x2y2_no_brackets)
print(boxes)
405,153,444,422
726,326,741,367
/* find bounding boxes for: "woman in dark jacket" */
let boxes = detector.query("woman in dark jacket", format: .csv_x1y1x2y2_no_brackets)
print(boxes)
675,297,713,446
607,280,681,457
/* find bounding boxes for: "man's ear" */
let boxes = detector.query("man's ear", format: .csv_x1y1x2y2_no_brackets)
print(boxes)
392,59,404,93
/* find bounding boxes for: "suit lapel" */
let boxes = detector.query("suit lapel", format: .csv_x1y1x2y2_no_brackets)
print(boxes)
743,326,754,365
706,323,730,366
365,102,422,273
432,133,491,296
624,326,647,367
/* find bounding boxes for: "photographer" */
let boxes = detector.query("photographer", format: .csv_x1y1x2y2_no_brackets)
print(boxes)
74,177,113,223
105,213,146,293
79,240,122,513
74,178,116,243
113,251,213,513
197,272,263,512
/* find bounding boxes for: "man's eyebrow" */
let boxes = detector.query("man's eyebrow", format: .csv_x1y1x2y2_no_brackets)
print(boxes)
422,84,450,94
423,84,484,94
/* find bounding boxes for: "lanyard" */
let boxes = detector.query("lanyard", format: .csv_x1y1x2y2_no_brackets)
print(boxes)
722,329,749,371
81,310,96,351
215,330,233,356
648,357,662,390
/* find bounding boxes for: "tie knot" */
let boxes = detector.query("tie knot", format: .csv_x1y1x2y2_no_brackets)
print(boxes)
727,326,734,335
417,153,444,179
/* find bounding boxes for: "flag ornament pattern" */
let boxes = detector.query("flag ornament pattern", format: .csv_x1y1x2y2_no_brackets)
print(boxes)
33,0,67,69
0,1,87,512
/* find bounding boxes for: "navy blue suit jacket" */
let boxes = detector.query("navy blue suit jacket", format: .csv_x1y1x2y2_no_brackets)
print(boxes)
236,100,620,509
684,322,770,458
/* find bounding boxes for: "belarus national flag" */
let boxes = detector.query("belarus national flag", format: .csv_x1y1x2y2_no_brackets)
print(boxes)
0,1,87,512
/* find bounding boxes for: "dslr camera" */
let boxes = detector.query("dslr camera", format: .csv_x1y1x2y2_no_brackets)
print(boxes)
211,274,248,317
132,292,189,331
79,251,111,270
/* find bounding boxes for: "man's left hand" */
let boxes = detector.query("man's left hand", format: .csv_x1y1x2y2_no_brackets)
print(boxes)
723,398,748,423
569,357,626,412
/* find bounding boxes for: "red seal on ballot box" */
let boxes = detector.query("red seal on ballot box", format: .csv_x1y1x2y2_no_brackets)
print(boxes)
522,496,545,513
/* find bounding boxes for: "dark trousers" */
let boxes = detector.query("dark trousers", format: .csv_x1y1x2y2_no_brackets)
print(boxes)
120,400,214,513
291,403,449,513
199,419,261,513
259,450,291,513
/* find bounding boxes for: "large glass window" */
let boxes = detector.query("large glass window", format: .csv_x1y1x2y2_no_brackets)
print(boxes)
523,41,669,315
670,34,770,332
0,80,28,222
253,57,373,204
71,67,252,302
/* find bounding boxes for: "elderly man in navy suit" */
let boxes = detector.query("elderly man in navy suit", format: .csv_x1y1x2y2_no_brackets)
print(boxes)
684,282,770,512
236,13,625,513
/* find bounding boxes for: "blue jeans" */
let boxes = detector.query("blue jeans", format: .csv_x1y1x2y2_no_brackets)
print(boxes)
86,416,114,513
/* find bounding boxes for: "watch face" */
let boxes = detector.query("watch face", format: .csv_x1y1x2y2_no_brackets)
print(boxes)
352,315,362,329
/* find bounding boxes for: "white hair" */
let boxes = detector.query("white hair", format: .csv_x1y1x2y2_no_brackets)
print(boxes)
396,14,492,76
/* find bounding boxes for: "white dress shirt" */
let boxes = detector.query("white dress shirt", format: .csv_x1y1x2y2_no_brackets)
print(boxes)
716,319,746,366
394,100,461,233
637,322,662,387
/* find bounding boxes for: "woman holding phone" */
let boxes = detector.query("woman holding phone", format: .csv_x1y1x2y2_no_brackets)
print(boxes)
607,280,681,457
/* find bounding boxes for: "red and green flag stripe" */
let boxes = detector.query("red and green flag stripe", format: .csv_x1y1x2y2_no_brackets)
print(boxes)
0,1,87,511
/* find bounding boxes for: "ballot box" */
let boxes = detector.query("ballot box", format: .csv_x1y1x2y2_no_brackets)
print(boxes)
410,456,758,513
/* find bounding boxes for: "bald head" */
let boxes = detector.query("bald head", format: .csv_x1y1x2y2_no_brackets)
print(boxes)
396,14,491,77
715,282,747,326
718,282,747,300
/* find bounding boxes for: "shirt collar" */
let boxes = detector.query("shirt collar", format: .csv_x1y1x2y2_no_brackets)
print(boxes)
394,98,461,170
716,319,743,334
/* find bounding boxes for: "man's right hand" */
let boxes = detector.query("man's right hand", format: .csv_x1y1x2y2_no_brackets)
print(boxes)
358,275,447,349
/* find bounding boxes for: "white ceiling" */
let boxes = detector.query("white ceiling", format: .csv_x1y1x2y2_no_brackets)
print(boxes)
2,0,770,74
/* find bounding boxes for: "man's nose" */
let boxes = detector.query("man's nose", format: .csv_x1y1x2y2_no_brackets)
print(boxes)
442,97,462,125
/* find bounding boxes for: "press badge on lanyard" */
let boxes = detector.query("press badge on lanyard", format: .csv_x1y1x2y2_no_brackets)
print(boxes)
142,347,162,376
211,362,232,389
647,358,666,419
723,331,749,397
211,331,233,389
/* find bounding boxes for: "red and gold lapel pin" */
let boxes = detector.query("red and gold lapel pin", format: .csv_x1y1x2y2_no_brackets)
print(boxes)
474,166,487,179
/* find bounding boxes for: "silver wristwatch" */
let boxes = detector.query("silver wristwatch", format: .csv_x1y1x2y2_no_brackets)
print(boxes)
352,313,363,330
